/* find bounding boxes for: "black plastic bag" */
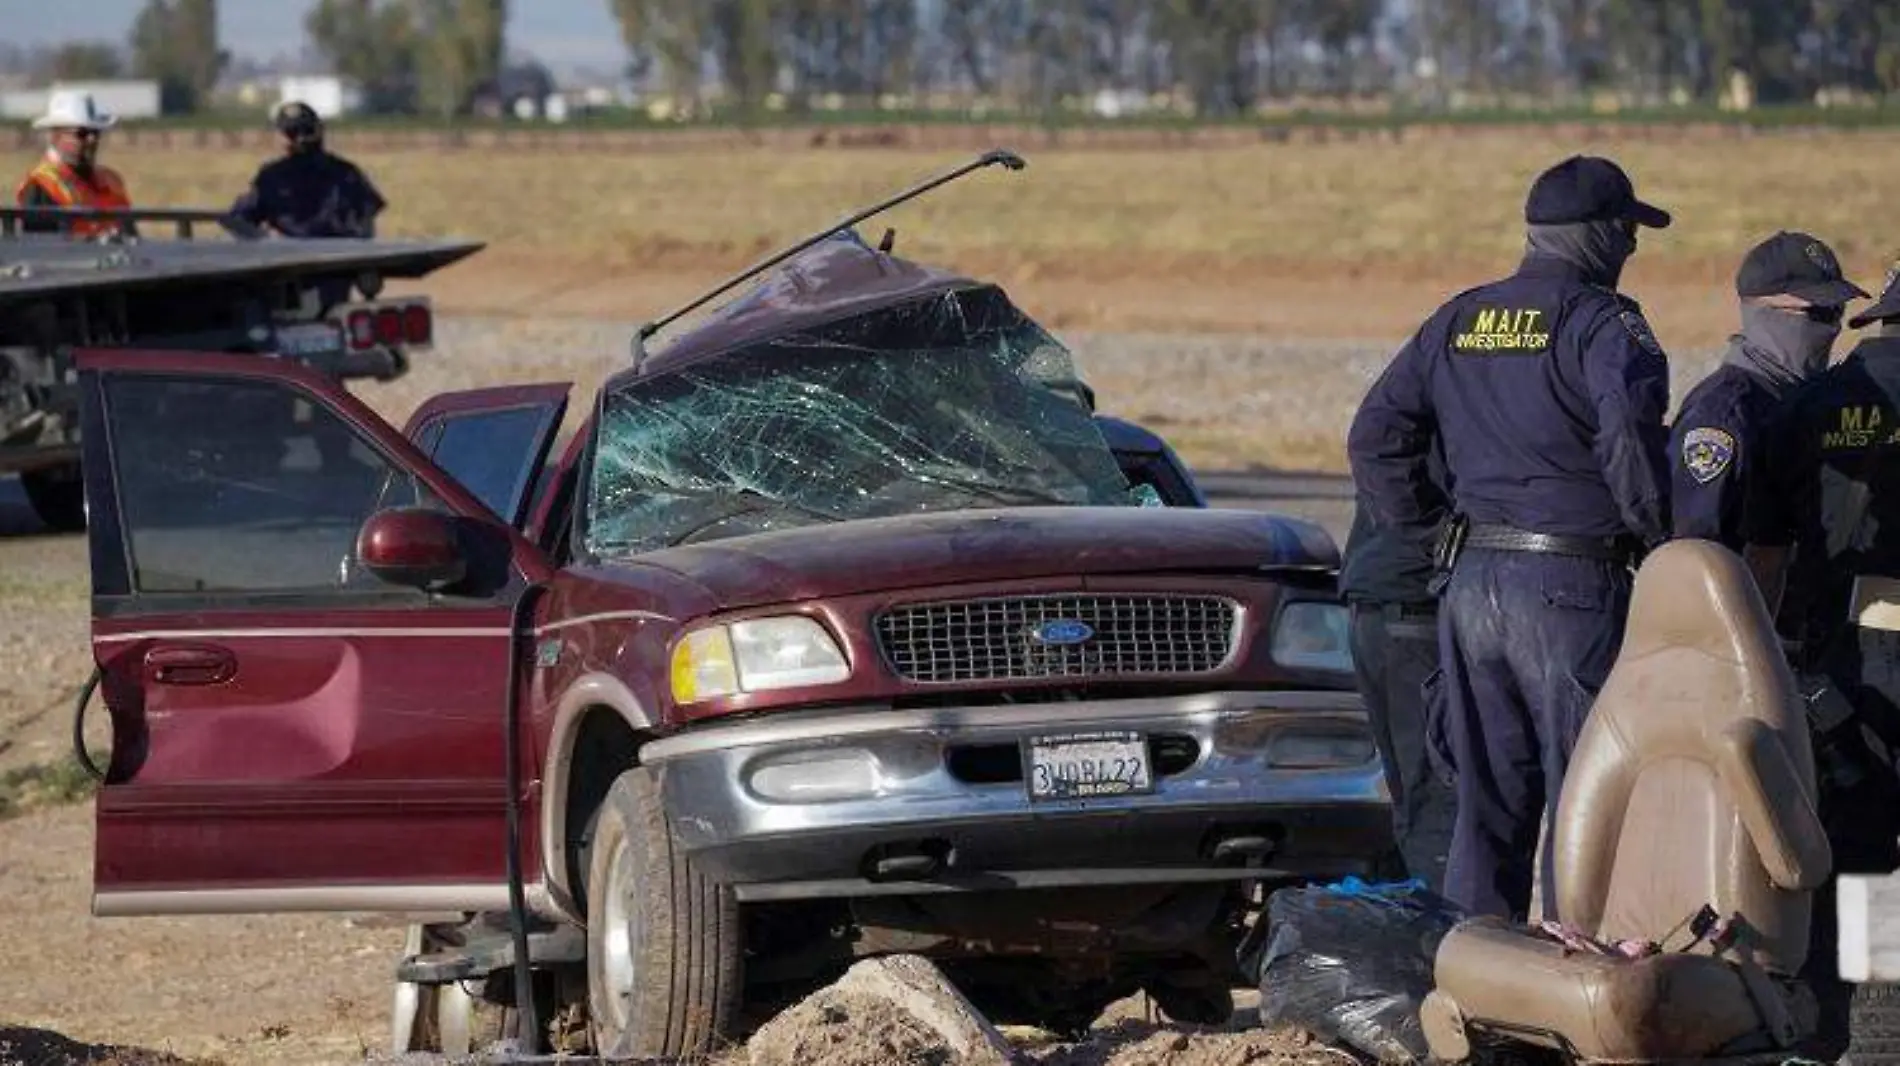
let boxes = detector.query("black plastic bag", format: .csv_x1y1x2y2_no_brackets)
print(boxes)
1240,877,1467,1064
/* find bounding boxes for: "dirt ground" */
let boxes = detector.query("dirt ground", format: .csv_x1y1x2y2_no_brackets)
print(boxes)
0,239,1734,1064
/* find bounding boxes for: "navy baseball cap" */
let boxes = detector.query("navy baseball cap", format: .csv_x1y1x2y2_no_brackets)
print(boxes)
1524,155,1672,229
1850,260,1900,329
274,100,321,135
1737,231,1868,307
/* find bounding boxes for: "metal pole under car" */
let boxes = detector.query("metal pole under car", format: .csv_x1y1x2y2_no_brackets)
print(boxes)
504,582,547,1052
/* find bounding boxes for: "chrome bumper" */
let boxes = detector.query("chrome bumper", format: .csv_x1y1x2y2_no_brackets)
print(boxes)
639,690,1391,901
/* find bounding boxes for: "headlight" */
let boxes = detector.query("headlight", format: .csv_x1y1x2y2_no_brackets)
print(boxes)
670,615,851,703
1270,601,1354,673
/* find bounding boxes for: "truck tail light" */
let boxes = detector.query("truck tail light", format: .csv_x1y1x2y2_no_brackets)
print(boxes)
373,307,403,346
402,304,432,346
346,309,375,350
341,301,433,350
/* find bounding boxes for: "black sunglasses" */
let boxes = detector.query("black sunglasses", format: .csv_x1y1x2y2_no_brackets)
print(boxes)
1802,305,1846,325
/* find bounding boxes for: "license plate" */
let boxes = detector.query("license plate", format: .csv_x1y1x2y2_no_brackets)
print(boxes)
1024,731,1153,801
274,323,343,357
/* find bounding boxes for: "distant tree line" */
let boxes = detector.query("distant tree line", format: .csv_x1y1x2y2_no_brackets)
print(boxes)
600,0,1900,116
9,0,513,119
25,0,229,112
13,0,1900,120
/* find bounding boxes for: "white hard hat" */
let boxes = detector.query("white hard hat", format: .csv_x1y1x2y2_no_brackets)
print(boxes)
33,89,118,131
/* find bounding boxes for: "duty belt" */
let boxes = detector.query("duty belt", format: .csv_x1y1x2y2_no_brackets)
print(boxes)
1462,523,1635,564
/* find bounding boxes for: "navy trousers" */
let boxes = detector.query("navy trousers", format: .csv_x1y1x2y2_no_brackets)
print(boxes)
1436,548,1633,919
1799,626,1900,1058
1349,601,1456,893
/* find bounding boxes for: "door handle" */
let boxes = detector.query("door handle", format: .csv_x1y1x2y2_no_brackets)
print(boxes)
144,645,237,686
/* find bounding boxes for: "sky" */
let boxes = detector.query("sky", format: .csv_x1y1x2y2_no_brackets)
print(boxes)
0,0,628,72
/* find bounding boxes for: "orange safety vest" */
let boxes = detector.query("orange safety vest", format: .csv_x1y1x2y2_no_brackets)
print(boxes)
15,156,131,237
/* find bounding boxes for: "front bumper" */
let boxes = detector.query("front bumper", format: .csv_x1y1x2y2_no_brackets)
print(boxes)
639,690,1391,901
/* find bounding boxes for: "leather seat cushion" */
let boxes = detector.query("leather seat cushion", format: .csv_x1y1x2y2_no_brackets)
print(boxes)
1433,916,1813,1063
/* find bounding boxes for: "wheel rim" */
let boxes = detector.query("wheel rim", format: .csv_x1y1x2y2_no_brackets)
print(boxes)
598,835,637,1033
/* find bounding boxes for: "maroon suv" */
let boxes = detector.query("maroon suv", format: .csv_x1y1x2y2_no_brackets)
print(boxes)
76,234,1386,1057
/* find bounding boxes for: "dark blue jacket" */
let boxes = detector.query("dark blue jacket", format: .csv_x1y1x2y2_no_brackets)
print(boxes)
1749,338,1900,647
1667,363,1778,551
229,149,385,238
1339,442,1450,606
1347,255,1672,545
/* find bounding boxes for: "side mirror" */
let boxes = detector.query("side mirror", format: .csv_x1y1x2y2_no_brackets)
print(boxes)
356,507,467,591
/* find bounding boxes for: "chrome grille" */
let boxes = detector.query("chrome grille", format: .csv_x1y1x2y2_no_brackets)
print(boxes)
875,594,1240,683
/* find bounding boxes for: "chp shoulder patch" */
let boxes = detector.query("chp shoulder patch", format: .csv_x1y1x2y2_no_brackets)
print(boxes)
1682,426,1737,484
1619,310,1663,356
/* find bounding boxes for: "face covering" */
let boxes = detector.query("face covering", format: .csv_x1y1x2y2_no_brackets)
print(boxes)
1722,300,1840,394
1525,220,1638,288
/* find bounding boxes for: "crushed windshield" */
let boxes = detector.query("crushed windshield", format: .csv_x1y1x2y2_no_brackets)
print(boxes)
584,286,1154,554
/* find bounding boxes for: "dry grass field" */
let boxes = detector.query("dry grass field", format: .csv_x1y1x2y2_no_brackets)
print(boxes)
8,127,1878,473
37,129,1900,340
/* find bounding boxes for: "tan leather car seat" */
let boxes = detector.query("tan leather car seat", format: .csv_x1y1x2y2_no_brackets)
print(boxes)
1421,538,1835,1064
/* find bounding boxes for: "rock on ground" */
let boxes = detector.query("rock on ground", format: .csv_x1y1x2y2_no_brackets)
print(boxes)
745,955,1015,1066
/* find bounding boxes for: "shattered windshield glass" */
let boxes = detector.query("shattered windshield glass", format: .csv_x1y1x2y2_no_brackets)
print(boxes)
585,286,1154,555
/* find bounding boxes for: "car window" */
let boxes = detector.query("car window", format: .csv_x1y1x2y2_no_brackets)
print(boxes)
1117,454,1170,504
102,375,442,594
1114,450,1199,507
413,418,446,458
419,406,557,526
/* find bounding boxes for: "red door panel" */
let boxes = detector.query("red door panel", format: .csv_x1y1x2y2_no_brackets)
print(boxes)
75,350,552,915
92,621,516,895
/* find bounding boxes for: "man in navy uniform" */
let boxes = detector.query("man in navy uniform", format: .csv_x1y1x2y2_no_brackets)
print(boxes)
1339,451,1457,892
1748,260,1900,874
1670,232,1866,550
1745,261,1900,1060
1347,155,1674,920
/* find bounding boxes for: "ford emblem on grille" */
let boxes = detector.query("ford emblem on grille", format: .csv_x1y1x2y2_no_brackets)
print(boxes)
1030,619,1094,645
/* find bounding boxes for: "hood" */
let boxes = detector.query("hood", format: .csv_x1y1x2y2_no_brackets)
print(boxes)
604,506,1339,612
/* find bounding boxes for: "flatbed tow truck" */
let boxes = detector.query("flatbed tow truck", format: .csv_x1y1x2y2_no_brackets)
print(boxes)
0,204,481,530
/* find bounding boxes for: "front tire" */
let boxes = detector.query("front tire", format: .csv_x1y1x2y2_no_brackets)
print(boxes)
585,767,742,1059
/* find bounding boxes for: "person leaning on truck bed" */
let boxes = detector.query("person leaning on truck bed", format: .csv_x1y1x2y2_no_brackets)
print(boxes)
226,100,386,239
14,88,135,239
